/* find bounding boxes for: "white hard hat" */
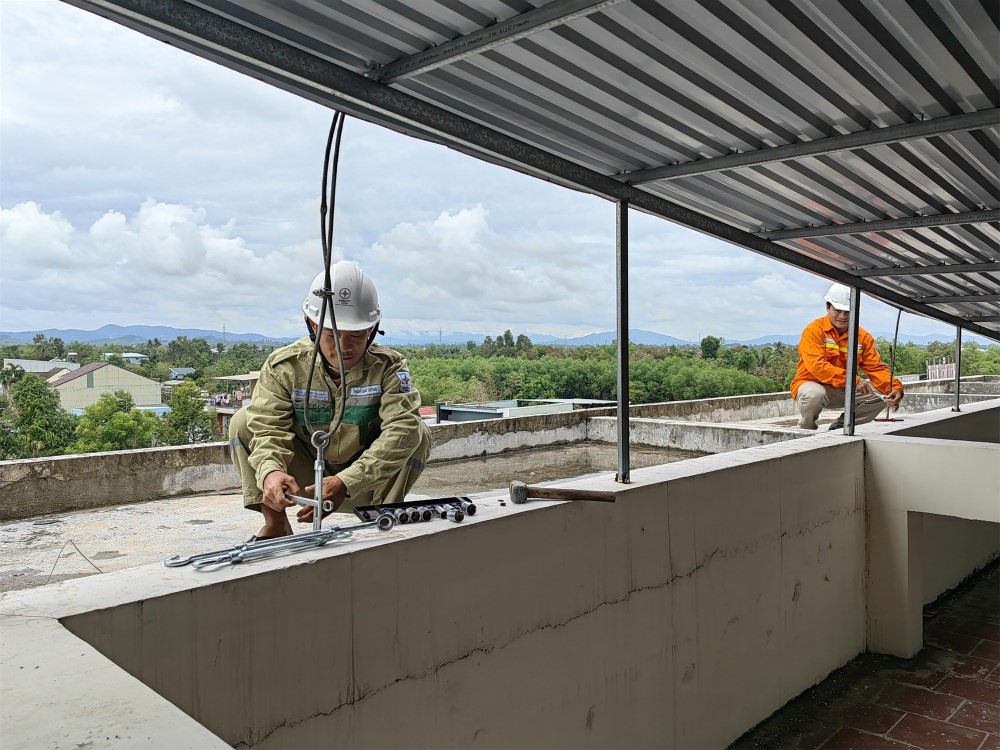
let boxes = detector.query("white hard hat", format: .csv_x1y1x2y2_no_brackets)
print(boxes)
824,283,852,311
302,261,381,331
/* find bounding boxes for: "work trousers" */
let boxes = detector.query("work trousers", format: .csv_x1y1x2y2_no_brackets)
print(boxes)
228,407,431,514
795,381,889,430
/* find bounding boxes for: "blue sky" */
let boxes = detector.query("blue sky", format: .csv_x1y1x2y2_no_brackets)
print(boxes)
0,0,965,343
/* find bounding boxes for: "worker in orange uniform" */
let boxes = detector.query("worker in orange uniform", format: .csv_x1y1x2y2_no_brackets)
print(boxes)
791,283,904,430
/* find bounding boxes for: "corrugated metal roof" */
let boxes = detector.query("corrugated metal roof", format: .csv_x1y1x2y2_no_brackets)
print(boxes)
49,361,107,387
65,0,1000,339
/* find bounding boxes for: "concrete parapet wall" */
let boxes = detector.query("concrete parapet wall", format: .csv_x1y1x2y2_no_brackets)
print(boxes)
903,375,998,395
894,400,1000,443
623,391,796,422
0,391,892,522
0,445,240,522
896,393,996,414
0,393,799,520
428,412,589,460
588,416,801,453
52,440,866,749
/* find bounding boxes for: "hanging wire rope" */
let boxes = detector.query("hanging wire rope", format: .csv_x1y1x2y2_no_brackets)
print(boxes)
303,111,349,442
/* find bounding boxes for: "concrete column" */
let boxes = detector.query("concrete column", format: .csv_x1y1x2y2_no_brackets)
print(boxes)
866,506,924,657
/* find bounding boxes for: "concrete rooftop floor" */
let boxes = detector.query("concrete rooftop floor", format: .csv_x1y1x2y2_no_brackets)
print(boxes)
732,562,1000,750
0,441,699,593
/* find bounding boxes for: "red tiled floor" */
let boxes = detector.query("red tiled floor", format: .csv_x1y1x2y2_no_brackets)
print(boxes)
947,701,1000,735
843,703,907,735
925,630,986,655
886,714,987,750
952,656,999,680
937,676,1000,706
899,669,954,690
971,640,1000,662
954,622,1000,643
821,727,912,749
870,684,964,721
732,564,1000,750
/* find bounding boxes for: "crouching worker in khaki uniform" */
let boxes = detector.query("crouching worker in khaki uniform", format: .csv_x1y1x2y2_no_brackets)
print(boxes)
230,261,431,540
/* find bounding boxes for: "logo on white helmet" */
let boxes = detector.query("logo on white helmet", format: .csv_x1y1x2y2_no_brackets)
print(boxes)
338,287,353,306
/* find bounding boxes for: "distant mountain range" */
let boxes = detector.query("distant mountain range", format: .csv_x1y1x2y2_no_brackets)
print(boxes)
0,324,294,347
0,324,993,348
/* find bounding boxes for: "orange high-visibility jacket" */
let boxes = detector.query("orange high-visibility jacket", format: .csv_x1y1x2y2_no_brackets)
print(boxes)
790,316,904,400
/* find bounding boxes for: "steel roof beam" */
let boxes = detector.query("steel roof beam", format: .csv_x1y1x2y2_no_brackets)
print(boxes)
856,262,1000,277
60,0,1000,343
761,209,1000,240
920,294,1000,303
368,0,625,84
623,109,1000,184
963,316,1000,323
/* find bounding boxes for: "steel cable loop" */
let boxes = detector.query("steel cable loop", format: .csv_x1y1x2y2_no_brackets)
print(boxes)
190,530,355,568
175,522,378,569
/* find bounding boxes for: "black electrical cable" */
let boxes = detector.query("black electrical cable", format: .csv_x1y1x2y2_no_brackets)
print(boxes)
303,111,349,444
882,307,902,420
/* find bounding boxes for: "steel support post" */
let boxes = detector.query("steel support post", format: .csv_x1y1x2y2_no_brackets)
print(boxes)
953,327,963,412
843,287,862,436
616,200,630,483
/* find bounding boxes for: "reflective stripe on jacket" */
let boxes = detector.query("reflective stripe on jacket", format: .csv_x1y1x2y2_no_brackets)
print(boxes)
790,316,904,400
246,338,428,498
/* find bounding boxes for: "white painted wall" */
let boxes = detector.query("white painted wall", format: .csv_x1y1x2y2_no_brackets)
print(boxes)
865,427,1000,656
56,364,161,409
923,514,999,604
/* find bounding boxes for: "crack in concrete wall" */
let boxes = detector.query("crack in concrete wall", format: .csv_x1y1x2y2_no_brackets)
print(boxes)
238,551,724,747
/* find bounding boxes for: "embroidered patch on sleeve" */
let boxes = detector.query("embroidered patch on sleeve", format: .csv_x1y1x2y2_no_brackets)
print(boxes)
395,370,413,392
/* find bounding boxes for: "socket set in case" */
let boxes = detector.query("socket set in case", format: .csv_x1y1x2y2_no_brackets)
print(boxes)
354,496,477,526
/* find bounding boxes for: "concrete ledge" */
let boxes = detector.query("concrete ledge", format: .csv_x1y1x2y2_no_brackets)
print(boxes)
588,416,801,453
0,614,228,749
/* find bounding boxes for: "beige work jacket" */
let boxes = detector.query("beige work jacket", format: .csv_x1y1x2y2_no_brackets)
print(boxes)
246,338,427,498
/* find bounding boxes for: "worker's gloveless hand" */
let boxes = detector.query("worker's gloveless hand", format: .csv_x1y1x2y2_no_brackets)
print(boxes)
854,379,877,396
261,471,300,512
298,475,349,523
885,388,903,409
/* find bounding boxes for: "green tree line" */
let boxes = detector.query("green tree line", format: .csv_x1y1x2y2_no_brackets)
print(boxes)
2,329,997,458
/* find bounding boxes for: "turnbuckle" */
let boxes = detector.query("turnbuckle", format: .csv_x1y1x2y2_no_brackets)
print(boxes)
164,517,394,570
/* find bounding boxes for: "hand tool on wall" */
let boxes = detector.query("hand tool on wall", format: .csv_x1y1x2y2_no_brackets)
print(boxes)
508,480,617,504
285,490,335,516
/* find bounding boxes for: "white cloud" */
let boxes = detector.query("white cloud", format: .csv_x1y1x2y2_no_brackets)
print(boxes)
0,201,80,267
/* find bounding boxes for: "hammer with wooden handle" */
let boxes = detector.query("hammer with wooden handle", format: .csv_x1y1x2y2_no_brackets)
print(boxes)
508,480,617,504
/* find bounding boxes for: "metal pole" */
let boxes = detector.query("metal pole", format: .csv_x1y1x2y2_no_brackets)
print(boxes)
953,327,962,412
616,200,630,483
843,287,862,436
